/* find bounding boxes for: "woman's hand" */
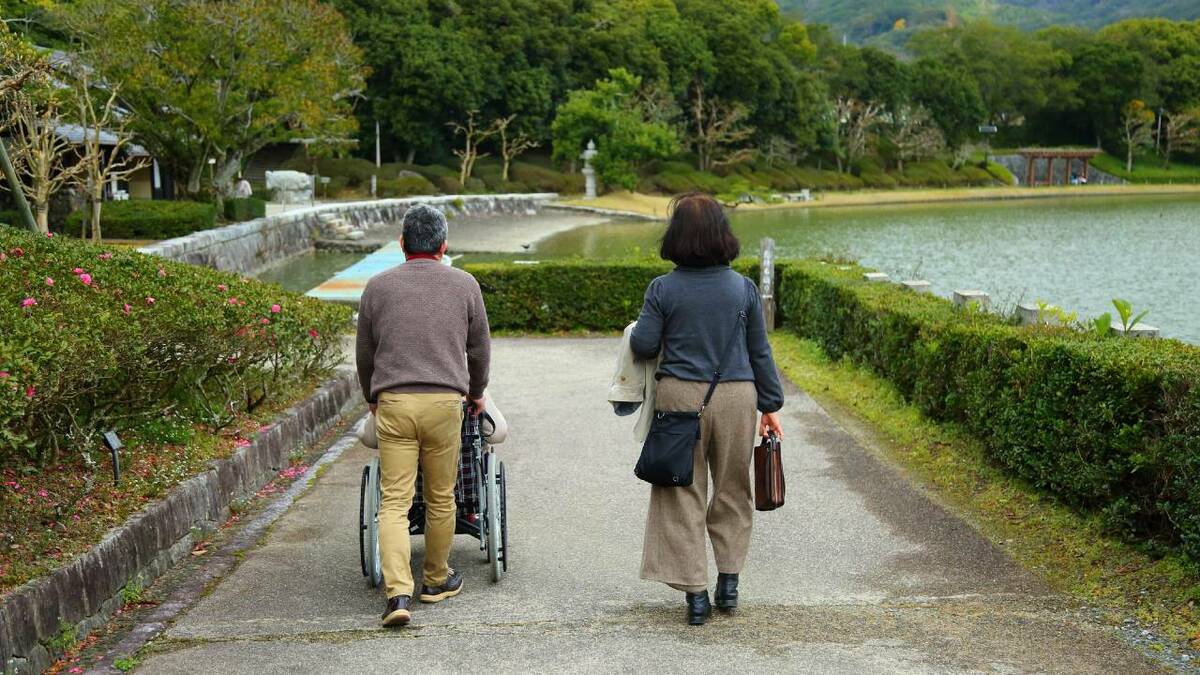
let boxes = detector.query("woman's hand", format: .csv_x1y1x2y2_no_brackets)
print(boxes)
758,411,784,440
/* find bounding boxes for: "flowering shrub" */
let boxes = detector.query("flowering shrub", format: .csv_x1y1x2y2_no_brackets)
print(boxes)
0,229,351,464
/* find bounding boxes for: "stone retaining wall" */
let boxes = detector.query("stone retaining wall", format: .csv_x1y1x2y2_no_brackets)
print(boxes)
0,370,361,675
993,154,1124,186
138,193,557,275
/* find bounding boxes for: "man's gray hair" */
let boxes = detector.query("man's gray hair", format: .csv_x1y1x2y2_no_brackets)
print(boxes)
401,204,448,253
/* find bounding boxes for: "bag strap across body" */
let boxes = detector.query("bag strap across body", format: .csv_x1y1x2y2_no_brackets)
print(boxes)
698,288,750,417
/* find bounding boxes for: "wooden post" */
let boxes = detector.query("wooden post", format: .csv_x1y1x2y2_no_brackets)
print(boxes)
1083,159,1090,182
759,237,775,331
1024,155,1034,186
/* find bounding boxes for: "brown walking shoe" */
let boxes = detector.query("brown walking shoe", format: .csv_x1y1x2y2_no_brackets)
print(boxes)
419,568,464,603
382,595,412,627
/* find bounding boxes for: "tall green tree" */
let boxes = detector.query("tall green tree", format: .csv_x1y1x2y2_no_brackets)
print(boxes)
333,0,574,163
551,69,678,190
909,58,985,148
59,0,366,198
674,0,825,153
1098,19,1200,112
909,22,1069,131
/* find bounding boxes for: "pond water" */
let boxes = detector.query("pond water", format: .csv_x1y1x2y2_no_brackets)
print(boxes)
256,250,363,293
534,194,1200,343
256,194,1200,343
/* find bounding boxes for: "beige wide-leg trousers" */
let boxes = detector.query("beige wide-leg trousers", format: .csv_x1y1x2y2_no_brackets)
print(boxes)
640,377,758,594
375,391,463,599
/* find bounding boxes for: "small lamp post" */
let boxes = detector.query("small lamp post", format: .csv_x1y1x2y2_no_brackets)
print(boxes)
102,430,123,486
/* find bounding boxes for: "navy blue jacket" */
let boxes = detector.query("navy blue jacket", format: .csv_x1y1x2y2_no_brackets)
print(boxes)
630,265,784,413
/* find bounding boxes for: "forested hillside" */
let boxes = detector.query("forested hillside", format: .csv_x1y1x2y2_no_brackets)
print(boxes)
779,0,1200,44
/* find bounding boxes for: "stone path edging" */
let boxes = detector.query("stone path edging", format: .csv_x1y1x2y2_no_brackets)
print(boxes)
85,423,364,674
0,369,360,675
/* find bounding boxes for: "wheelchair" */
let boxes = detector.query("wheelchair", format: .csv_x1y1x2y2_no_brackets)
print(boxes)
359,405,508,587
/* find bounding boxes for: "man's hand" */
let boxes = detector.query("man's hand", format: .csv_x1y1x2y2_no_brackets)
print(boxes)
758,411,784,440
467,396,486,415
369,403,377,416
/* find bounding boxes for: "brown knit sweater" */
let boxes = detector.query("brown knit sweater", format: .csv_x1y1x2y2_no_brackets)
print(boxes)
355,259,491,403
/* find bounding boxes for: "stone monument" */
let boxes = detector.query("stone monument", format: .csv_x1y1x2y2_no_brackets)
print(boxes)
265,170,314,204
580,139,598,200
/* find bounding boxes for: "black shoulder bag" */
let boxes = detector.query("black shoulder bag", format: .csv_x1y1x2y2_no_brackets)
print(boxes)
635,295,749,487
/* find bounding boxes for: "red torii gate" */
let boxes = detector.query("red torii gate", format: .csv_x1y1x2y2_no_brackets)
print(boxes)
1018,148,1102,186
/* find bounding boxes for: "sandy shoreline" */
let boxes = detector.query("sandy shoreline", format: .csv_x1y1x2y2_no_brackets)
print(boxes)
557,184,1200,219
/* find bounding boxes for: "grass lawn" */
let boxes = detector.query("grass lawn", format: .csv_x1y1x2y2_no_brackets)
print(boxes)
1093,152,1200,184
769,332,1200,648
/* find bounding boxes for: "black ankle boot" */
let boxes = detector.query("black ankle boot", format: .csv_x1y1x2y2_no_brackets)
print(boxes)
714,573,739,611
686,590,712,626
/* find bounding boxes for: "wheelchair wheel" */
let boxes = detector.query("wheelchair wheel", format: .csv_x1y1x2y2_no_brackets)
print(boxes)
359,465,370,577
365,458,383,588
485,452,503,582
499,460,508,573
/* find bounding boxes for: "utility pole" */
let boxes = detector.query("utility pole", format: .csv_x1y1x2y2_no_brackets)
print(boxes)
0,139,37,232
371,119,381,198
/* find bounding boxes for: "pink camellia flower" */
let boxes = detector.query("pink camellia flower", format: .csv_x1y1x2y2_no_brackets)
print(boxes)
73,267,84,275
158,268,167,278
260,318,270,325
45,277,54,286
37,489,48,498
10,247,23,257
227,297,239,305
45,232,53,238
0,252,6,262
145,296,155,305
21,297,36,308
235,438,251,447
0,371,9,378
25,386,35,399
308,328,319,339
79,273,92,286
99,252,113,261
270,304,281,313
217,283,228,292
123,304,132,315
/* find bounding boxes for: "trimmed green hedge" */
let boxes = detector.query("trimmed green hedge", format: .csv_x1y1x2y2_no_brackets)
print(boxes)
378,175,437,197
224,197,267,222
62,200,218,240
776,260,1200,557
464,260,671,332
0,229,351,463
463,258,759,333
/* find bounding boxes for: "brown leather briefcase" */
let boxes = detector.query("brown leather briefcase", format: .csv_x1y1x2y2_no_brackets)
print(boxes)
754,432,785,511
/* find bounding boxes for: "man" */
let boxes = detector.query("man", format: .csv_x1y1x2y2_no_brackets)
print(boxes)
355,204,491,627
234,176,253,199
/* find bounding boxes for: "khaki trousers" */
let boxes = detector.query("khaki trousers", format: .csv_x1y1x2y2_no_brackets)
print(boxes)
375,391,463,598
640,377,757,594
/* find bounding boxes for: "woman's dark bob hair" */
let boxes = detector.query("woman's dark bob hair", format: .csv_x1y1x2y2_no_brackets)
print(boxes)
659,192,740,267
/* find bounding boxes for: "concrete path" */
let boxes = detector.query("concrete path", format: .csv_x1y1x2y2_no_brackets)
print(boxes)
135,338,1161,674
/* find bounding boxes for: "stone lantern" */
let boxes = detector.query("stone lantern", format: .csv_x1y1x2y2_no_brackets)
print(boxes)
580,139,598,200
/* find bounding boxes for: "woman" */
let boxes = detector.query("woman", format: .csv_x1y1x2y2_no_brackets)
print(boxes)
630,192,785,626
